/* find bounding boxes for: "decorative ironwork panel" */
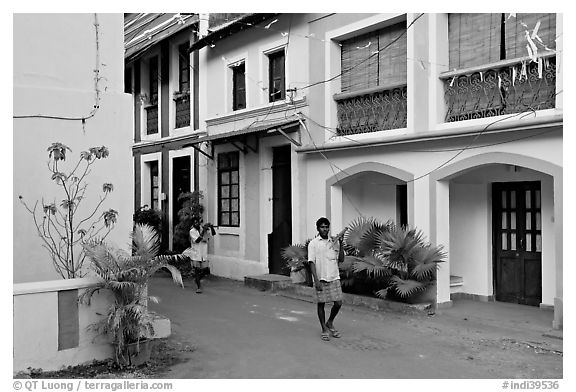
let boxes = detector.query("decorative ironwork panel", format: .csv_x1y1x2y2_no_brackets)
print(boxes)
175,95,191,128
146,105,158,134
443,56,556,122
336,86,407,136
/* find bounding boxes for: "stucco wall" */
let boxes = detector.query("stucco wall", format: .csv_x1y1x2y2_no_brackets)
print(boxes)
13,13,133,283
201,14,311,124
449,184,491,296
341,172,399,226
13,278,113,372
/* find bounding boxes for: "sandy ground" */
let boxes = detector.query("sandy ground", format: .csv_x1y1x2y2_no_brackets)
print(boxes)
148,275,562,379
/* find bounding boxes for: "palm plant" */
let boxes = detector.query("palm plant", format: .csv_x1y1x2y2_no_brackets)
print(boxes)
349,220,446,300
80,224,184,366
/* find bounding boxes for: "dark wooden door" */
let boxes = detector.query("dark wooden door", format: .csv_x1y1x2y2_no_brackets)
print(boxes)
493,181,542,306
172,156,191,248
268,145,292,275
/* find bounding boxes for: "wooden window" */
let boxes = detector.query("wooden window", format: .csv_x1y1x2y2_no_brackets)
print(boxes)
149,56,159,104
232,63,246,111
268,50,285,102
218,152,240,227
178,43,190,93
150,161,159,211
448,13,556,70
340,21,407,93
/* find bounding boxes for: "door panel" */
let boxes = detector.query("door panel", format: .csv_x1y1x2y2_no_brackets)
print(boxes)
268,145,292,275
493,181,542,306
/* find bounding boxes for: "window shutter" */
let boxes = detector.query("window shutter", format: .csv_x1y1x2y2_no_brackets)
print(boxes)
448,13,501,69
505,13,556,59
378,22,407,86
341,31,379,92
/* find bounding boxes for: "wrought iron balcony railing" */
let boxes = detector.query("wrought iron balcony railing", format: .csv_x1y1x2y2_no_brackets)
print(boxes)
440,54,556,123
174,93,191,129
146,105,159,134
334,84,407,136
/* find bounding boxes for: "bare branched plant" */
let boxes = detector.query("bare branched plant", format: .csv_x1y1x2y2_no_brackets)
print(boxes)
19,142,118,279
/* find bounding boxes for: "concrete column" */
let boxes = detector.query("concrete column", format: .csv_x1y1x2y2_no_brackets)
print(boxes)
553,175,563,329
407,13,430,133
428,13,449,129
330,184,343,234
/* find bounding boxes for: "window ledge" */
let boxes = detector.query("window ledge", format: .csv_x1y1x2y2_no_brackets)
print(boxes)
439,52,556,79
333,83,407,101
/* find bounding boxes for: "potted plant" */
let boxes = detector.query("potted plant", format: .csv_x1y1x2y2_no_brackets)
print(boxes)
280,241,311,284
80,224,184,367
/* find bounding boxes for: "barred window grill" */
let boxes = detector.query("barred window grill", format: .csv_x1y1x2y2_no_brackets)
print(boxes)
336,85,407,136
442,56,556,122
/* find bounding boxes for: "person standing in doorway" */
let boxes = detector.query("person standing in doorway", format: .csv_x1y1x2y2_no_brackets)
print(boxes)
183,217,210,293
308,217,345,341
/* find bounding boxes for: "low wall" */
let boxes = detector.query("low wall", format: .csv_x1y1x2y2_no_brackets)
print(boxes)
13,278,113,373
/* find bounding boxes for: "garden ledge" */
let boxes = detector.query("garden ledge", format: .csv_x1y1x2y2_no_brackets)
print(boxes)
244,274,432,313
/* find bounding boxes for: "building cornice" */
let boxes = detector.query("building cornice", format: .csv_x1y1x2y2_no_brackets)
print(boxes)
297,113,563,154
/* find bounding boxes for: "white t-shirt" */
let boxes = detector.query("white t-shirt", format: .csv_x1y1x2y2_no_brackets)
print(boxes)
308,236,340,282
184,227,208,261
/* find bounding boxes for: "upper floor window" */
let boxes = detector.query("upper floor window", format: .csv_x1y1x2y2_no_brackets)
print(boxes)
149,56,159,105
340,21,407,93
217,152,240,227
232,62,246,111
268,50,285,102
149,160,159,210
448,13,556,70
178,43,190,93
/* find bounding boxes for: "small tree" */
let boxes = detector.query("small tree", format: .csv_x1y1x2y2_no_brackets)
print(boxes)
172,191,204,252
19,142,118,279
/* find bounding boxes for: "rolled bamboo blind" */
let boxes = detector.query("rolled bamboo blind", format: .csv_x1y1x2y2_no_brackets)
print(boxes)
448,13,501,70
341,21,407,93
505,13,556,59
449,13,556,70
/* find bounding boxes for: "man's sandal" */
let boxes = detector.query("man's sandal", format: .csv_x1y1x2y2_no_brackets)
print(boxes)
321,332,331,341
327,327,341,338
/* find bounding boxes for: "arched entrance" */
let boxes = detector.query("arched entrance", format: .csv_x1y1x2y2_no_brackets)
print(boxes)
325,161,414,231
430,152,562,328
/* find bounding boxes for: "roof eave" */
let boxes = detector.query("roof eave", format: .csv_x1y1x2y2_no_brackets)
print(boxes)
189,13,279,53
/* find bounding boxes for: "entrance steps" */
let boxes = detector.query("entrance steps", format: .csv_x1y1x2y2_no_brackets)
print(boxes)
244,274,432,313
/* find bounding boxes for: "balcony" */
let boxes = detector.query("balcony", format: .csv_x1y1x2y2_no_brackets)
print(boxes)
441,54,556,123
174,92,191,129
335,84,407,136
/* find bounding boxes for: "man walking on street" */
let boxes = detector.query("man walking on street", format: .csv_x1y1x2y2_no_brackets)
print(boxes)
308,217,345,341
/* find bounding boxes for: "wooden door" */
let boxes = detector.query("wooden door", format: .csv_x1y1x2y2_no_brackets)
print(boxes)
268,145,292,275
493,181,542,306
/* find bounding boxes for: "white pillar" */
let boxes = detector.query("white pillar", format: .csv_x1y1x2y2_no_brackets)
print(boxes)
553,175,563,329
330,184,343,234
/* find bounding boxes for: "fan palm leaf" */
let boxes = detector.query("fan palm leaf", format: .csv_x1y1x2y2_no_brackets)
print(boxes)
410,245,446,281
343,216,378,255
389,275,427,298
351,252,392,278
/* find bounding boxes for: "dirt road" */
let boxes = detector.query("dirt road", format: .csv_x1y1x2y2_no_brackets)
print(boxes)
149,276,562,379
